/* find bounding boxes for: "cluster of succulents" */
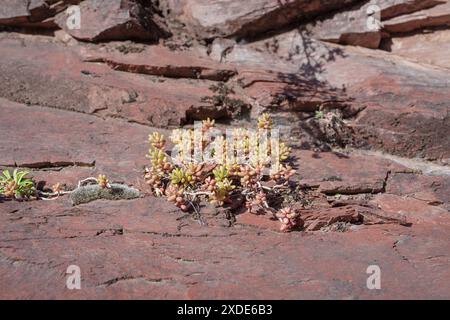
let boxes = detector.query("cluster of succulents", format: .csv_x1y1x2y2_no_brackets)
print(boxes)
144,113,302,232
0,169,36,200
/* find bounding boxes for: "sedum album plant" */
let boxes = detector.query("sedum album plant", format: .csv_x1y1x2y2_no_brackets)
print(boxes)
144,113,301,232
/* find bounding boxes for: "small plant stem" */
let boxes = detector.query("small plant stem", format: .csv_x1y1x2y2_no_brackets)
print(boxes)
77,177,98,188
37,190,72,200
185,191,213,197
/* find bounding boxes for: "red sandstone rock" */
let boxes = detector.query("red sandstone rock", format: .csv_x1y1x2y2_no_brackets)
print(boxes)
54,0,170,42
215,34,450,164
382,28,450,69
1,194,449,298
1,97,450,299
0,98,152,187
0,36,248,127
383,1,450,33
303,0,442,49
1,1,450,300
0,0,30,26
370,194,450,226
292,149,403,192
237,71,351,112
162,0,361,40
82,45,237,81
0,0,81,29
385,172,450,209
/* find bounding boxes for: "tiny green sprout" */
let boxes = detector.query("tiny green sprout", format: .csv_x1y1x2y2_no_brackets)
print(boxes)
148,132,165,150
170,168,185,186
315,110,324,119
0,169,35,199
97,174,109,189
170,168,193,187
258,113,273,130
213,165,229,182
211,178,236,205
279,142,291,161
216,178,235,192
148,148,168,168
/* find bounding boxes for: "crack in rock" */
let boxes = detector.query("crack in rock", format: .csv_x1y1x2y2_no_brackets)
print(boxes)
0,161,96,169
98,275,173,287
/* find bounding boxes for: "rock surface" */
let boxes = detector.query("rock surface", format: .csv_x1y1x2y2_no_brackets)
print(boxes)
303,0,443,49
1,98,450,299
383,28,450,69
214,33,450,163
54,0,170,42
0,0,81,29
383,1,450,34
0,35,248,127
162,0,362,40
82,45,238,81
0,1,450,299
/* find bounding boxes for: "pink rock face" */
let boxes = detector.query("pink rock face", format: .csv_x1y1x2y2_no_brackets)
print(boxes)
82,45,237,81
0,36,248,127
383,28,450,69
164,0,362,39
54,0,170,42
0,0,29,25
0,0,81,29
215,33,450,164
0,0,450,300
302,0,443,49
383,1,450,33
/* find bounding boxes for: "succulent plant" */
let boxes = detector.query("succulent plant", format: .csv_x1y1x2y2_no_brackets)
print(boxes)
52,183,63,194
0,169,35,199
276,207,301,232
213,165,229,182
258,113,273,130
315,110,324,119
144,166,165,192
225,162,241,177
143,115,298,228
186,163,204,183
165,183,183,201
202,118,215,132
170,167,195,187
238,165,259,188
278,142,291,161
202,176,217,192
165,184,189,211
148,148,170,169
172,129,194,165
210,178,235,206
271,165,296,182
148,132,166,150
212,135,227,164
97,174,109,189
170,129,184,145
246,191,267,214
170,167,186,186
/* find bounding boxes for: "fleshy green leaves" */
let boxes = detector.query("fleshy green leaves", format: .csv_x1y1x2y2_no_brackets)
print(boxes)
0,169,35,199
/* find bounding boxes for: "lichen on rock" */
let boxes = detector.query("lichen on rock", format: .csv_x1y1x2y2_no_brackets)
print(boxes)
70,183,141,206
